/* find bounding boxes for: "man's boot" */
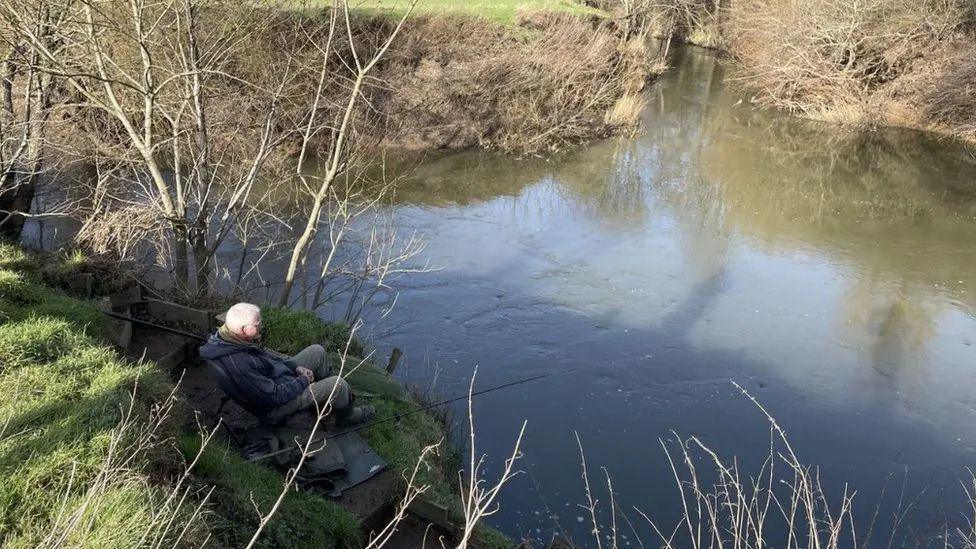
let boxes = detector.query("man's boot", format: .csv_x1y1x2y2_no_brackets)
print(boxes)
335,394,375,427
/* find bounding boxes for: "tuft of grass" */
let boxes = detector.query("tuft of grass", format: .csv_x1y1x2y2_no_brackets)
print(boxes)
605,92,647,130
0,270,44,307
261,307,364,356
0,241,32,271
0,317,93,373
178,435,361,548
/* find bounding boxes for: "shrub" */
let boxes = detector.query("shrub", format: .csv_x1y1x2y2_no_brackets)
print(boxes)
920,45,976,140
726,0,969,123
378,13,646,153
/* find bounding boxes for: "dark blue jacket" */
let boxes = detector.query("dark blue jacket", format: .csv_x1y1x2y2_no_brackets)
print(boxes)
199,333,309,416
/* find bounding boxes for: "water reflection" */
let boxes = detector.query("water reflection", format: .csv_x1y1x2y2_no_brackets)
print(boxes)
373,45,976,545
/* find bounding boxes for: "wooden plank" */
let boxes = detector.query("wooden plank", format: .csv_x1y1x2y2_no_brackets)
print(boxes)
155,341,188,370
108,285,142,309
96,298,132,349
407,496,460,538
67,273,94,298
145,299,213,333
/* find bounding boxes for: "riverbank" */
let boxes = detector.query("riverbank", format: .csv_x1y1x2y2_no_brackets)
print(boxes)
638,0,976,144
276,5,661,154
0,243,507,547
374,11,657,153
0,244,195,546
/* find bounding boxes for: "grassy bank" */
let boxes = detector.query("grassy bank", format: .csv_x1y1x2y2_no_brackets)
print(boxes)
313,0,603,23
259,308,510,547
179,307,508,547
0,243,199,547
0,244,506,547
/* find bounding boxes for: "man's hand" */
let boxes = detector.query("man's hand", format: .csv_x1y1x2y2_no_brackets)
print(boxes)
296,367,314,384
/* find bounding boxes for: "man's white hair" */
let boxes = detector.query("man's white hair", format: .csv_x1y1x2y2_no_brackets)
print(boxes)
225,302,261,331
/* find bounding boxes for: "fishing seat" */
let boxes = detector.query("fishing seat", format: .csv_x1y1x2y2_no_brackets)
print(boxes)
204,360,388,493
205,359,286,456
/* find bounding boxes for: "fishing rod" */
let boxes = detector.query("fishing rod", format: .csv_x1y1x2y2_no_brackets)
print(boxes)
102,310,207,342
99,310,554,460
335,371,550,438
248,372,552,463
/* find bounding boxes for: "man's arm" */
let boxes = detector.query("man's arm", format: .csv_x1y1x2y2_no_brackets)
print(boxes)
241,355,309,406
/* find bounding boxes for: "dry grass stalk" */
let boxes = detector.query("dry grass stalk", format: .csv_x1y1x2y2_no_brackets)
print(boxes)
365,441,442,548
457,368,528,548
40,378,217,548
640,381,859,548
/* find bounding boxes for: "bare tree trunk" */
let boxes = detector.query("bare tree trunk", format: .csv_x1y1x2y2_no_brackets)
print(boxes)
186,0,213,296
173,226,190,290
1,146,39,239
0,38,52,240
0,50,19,236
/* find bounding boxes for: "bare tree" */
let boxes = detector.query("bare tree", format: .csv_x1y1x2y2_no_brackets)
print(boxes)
0,0,323,295
276,0,417,306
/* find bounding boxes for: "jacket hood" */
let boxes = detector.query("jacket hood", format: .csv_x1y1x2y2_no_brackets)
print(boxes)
199,332,256,360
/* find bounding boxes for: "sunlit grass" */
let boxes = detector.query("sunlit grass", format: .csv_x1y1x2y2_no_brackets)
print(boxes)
0,246,182,546
296,0,605,23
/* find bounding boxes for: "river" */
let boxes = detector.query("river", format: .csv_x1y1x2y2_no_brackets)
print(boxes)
26,43,976,546
361,46,976,546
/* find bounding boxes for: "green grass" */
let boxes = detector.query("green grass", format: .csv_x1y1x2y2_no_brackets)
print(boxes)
261,306,364,356
179,435,361,548
0,245,187,547
302,0,604,24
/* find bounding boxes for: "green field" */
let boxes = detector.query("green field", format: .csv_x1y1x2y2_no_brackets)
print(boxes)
323,0,604,23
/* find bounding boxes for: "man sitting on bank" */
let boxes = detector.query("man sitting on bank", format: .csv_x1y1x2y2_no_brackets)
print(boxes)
200,302,373,426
